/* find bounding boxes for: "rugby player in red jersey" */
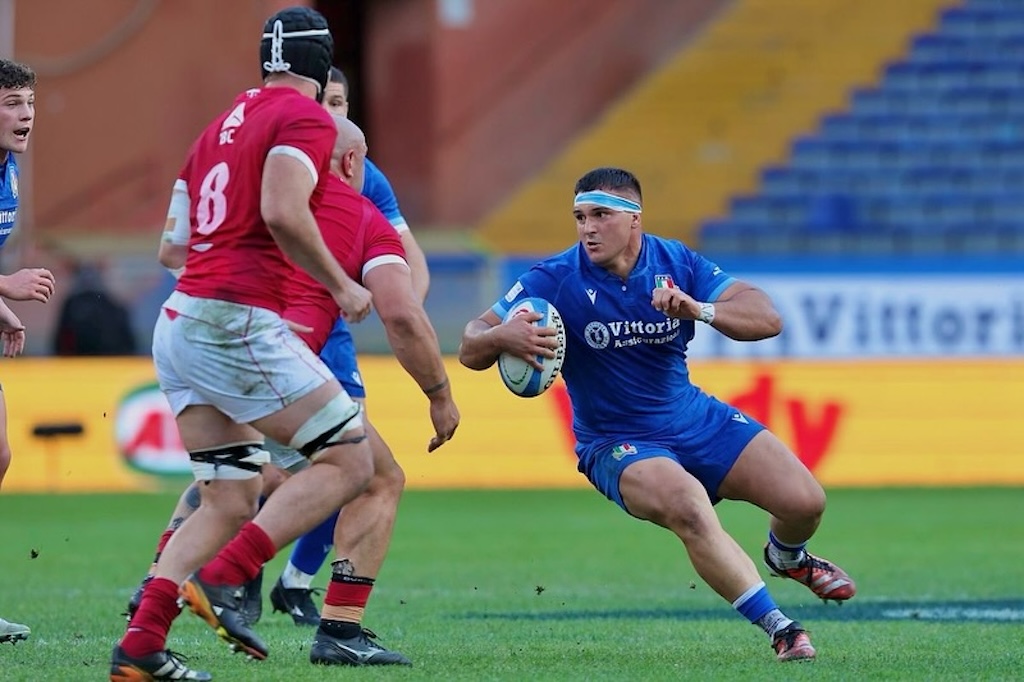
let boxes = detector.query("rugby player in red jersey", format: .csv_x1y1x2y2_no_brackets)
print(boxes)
109,8,437,681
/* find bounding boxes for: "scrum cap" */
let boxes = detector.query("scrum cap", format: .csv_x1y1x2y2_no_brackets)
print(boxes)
260,7,334,99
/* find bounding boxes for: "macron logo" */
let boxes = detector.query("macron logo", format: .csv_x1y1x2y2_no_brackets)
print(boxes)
586,289,597,304
731,413,748,424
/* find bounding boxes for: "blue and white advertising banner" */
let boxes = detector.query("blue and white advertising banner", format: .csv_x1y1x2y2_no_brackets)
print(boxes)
689,274,1024,359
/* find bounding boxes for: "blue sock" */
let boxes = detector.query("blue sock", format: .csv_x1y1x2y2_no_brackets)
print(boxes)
768,530,806,554
288,510,339,577
733,582,792,637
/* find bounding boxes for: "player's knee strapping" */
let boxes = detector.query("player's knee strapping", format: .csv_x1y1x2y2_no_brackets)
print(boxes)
189,441,270,480
289,393,365,461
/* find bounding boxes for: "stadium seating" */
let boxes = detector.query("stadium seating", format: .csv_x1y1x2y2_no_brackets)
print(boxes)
701,0,1024,254
476,0,948,255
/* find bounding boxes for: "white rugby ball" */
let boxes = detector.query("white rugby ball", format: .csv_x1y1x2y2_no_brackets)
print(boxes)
497,297,566,398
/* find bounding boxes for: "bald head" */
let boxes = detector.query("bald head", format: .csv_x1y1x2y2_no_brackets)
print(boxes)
330,114,368,192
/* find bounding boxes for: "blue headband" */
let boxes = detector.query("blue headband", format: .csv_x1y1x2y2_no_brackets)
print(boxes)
573,190,642,214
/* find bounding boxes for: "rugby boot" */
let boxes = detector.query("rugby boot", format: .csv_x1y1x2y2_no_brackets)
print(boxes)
772,622,816,662
269,577,321,626
309,627,412,666
0,617,29,644
764,544,856,602
124,575,154,622
109,645,212,681
179,573,268,660
240,567,263,626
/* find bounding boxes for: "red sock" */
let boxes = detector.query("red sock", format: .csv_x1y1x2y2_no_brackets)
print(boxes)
153,529,175,560
197,521,276,586
325,575,374,609
120,577,180,657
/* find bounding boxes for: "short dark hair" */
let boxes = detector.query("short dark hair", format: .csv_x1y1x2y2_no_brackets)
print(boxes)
0,60,36,91
574,167,642,202
329,66,348,91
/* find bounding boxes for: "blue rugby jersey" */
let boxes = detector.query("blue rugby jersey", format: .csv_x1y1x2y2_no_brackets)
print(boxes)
363,157,408,232
492,234,736,444
0,154,20,249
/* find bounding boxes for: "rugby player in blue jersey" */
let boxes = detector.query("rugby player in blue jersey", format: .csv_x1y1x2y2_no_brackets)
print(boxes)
0,59,56,645
459,167,856,662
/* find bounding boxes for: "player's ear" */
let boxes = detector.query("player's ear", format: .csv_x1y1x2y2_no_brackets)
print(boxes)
342,150,355,179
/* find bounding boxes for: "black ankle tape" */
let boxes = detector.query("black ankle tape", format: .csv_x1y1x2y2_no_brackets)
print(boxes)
333,574,374,586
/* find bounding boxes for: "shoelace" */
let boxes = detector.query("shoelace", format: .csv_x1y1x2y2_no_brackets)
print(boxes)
773,625,807,650
163,649,194,668
292,586,324,602
797,554,837,584
280,585,324,616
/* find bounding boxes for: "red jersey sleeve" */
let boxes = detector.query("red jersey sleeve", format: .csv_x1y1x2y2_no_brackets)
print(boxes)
267,99,336,192
357,206,407,280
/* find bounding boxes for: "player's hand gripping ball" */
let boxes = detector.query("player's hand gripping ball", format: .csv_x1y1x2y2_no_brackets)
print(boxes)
497,298,566,397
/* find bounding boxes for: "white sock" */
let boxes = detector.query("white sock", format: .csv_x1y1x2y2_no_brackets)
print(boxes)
756,609,794,639
767,534,807,570
280,561,315,590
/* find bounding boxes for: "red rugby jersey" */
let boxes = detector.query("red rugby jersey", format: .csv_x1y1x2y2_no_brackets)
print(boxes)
285,174,407,353
175,87,336,312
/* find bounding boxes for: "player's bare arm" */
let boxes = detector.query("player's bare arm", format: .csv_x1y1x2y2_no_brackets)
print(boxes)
398,231,430,303
157,243,187,274
363,263,459,452
459,310,558,372
652,281,782,341
0,268,55,302
0,299,25,357
158,181,190,276
261,153,372,322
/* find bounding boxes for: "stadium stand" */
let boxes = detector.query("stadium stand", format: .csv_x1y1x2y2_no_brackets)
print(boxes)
476,0,949,255
701,0,1024,254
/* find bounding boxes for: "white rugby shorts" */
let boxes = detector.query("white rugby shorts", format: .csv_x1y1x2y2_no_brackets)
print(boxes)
152,291,346,423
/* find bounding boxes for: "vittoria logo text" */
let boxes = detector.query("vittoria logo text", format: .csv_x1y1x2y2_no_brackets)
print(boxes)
585,317,682,349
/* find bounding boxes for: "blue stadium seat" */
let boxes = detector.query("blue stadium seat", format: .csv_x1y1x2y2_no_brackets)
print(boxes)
707,1,1024,254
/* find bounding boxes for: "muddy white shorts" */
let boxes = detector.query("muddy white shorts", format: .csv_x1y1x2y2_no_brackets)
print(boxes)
152,291,343,424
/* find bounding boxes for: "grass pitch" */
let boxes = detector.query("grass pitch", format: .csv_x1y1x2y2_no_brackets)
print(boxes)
0,487,1021,681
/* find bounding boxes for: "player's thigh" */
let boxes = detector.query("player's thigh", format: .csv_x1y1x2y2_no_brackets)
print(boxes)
262,398,370,478
717,430,825,520
579,440,707,523
619,456,718,530
250,380,363,455
176,404,263,451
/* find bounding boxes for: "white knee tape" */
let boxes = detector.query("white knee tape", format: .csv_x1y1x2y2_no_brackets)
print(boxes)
288,392,362,452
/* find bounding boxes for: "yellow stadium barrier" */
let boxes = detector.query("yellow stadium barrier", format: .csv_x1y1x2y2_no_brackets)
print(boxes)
1,356,1020,493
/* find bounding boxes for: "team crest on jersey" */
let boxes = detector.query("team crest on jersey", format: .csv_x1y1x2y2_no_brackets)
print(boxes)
8,167,17,199
611,443,638,460
219,103,246,145
654,274,675,290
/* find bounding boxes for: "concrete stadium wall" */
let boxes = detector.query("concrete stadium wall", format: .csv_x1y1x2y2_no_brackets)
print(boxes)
364,0,727,227
12,0,301,240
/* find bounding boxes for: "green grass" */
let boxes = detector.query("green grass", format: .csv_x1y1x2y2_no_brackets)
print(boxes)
0,488,1021,681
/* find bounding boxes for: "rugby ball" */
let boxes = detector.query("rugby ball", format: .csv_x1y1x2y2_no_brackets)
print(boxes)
497,298,566,398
